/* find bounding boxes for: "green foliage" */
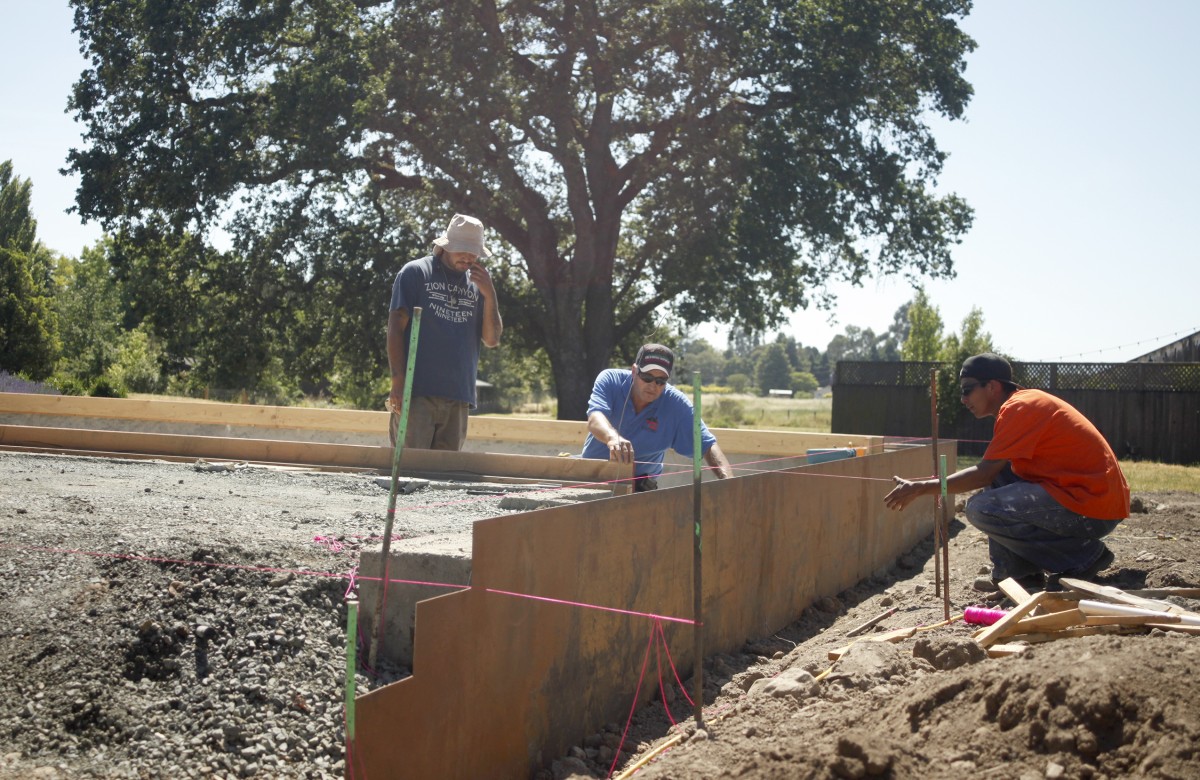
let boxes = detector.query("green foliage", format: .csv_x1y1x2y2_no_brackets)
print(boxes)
0,162,60,379
54,245,125,382
108,324,165,394
708,397,749,429
48,373,89,396
902,288,944,360
476,345,553,413
790,371,819,395
67,0,976,419
935,308,997,425
89,377,125,398
726,373,752,394
755,343,793,396
676,337,727,386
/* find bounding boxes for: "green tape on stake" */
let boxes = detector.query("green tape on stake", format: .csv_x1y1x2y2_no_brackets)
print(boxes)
939,453,948,498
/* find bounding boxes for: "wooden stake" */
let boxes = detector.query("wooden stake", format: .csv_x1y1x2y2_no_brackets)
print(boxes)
845,606,898,637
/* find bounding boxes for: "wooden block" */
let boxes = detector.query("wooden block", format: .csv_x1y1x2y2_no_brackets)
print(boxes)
1083,614,1179,626
986,643,1030,658
1077,599,1200,625
1013,609,1085,633
1058,578,1188,616
1012,625,1140,644
976,592,1048,647
827,626,918,660
1144,623,1200,635
996,577,1035,605
1127,587,1200,599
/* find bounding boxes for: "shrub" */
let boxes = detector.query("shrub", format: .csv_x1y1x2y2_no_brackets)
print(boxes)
89,377,126,398
726,373,752,394
707,397,748,428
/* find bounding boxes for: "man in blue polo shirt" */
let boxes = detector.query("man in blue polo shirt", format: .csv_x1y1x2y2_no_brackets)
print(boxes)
581,343,732,491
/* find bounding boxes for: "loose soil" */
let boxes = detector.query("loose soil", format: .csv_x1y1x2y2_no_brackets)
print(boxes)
1,452,1198,780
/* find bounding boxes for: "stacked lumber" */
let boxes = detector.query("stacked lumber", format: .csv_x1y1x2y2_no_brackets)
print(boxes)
977,577,1200,657
824,578,1200,662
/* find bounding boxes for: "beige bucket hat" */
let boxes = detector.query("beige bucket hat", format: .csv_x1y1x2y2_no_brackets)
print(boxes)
433,213,491,257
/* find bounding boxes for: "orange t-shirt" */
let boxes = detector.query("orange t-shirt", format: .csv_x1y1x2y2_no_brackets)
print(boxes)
983,389,1129,520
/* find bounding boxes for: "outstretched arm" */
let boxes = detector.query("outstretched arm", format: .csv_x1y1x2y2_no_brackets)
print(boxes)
704,443,732,479
588,411,634,464
884,458,1008,511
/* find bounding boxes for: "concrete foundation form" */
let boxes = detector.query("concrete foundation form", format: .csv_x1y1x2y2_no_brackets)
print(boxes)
353,443,951,779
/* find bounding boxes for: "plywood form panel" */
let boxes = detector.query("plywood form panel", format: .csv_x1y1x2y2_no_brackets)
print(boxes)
353,445,947,779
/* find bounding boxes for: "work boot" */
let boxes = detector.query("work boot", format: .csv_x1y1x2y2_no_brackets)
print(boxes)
1047,546,1115,590
973,571,1043,594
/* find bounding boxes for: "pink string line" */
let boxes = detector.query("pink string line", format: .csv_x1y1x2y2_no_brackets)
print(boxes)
484,588,695,626
657,621,694,709
608,622,655,780
653,623,677,728
0,542,695,625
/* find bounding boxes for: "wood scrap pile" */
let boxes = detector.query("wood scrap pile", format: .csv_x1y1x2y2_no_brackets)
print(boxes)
826,577,1200,662
976,576,1200,657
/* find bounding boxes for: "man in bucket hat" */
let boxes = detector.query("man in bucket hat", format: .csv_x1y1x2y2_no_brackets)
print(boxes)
884,352,1128,593
581,343,732,491
387,214,503,449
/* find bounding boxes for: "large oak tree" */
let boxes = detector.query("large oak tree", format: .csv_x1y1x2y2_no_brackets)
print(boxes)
67,0,975,418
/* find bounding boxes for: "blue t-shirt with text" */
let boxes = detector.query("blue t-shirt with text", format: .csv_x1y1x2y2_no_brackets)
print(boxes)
389,255,483,407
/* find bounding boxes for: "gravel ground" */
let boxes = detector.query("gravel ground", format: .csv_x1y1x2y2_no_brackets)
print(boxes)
0,451,517,779
2,451,1199,780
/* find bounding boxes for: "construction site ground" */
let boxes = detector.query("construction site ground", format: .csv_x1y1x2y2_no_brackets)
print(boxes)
1,451,1198,779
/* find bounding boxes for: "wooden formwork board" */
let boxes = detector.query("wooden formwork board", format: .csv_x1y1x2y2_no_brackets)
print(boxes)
0,424,629,489
352,444,948,779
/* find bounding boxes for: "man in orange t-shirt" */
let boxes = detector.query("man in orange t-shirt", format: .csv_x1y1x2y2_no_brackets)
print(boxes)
885,353,1129,592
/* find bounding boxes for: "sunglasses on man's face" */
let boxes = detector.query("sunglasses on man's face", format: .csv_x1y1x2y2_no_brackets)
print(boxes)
960,380,986,396
637,371,668,386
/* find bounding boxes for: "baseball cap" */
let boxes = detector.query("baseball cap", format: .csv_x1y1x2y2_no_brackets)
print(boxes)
960,353,1021,387
635,344,674,378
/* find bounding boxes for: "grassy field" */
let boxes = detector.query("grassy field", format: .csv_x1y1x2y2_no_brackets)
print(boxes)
1120,461,1200,493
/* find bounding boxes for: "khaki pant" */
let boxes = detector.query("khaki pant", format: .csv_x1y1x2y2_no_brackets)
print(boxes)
389,395,469,451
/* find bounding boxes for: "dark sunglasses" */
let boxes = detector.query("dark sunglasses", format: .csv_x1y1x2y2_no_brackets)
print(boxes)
636,370,668,386
960,380,986,396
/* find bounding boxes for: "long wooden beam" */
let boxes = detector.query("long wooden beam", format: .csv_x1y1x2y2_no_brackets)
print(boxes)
0,424,629,490
0,393,882,455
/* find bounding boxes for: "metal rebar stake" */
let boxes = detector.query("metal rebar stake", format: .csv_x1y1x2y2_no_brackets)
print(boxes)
930,368,942,598
691,372,704,727
369,306,422,671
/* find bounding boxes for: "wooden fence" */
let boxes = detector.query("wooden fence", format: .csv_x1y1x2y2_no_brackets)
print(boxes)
832,361,1200,465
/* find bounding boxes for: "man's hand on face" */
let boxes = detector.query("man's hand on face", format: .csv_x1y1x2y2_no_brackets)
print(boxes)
468,260,496,299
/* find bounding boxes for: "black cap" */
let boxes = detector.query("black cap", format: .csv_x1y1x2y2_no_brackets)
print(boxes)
960,353,1019,386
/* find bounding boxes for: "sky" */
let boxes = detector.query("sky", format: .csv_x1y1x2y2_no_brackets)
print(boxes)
2,1,1197,364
